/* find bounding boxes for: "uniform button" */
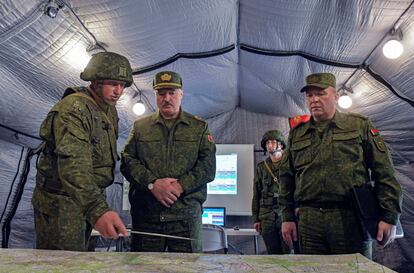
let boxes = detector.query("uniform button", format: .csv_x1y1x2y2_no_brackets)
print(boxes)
161,216,165,221
319,208,323,212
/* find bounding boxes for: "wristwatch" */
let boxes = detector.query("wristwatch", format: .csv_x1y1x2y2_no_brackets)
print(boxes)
148,183,154,190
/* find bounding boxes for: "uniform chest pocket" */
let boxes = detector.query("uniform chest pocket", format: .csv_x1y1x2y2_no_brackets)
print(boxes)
138,134,163,156
332,131,362,162
173,133,199,161
91,132,113,166
91,135,103,162
263,173,273,184
174,131,200,144
91,114,117,164
291,138,312,168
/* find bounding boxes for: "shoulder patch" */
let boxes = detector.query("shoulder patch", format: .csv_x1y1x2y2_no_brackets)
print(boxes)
370,128,380,136
71,100,86,114
373,137,386,152
289,115,310,129
207,134,214,142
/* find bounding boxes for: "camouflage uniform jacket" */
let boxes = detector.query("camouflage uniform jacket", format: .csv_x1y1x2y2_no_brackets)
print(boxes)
121,110,216,222
252,157,281,222
32,87,118,225
279,111,402,225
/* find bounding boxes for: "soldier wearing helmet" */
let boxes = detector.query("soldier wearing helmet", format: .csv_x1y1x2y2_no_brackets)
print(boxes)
32,52,133,251
252,130,289,254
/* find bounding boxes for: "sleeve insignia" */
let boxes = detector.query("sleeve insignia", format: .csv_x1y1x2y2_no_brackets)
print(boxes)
207,135,214,142
370,128,380,136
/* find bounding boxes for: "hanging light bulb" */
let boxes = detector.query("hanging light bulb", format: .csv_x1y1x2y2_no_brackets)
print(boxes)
132,101,146,115
338,94,353,109
63,41,91,70
44,1,62,18
383,39,404,59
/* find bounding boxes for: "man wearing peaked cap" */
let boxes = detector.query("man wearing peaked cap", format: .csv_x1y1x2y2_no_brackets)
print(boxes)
32,52,132,251
153,71,183,90
121,70,216,253
300,72,336,93
279,72,402,258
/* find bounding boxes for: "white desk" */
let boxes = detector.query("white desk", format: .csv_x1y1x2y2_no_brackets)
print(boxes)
224,228,260,254
91,229,125,252
92,228,260,254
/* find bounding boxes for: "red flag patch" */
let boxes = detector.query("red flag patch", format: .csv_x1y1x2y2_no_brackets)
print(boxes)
207,135,214,142
370,128,380,136
289,115,311,129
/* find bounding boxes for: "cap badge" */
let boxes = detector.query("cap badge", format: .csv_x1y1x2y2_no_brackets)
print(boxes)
160,73,172,81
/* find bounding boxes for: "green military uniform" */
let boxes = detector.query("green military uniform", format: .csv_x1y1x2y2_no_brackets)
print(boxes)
32,87,119,251
252,157,289,254
279,110,402,257
32,52,133,251
252,130,288,254
121,71,216,253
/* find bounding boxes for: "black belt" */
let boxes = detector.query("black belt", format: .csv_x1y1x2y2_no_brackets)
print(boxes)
298,201,351,209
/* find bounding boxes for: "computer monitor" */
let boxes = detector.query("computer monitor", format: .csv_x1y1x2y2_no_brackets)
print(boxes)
202,207,226,227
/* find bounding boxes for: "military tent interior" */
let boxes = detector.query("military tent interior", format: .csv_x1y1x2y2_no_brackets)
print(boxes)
0,0,413,271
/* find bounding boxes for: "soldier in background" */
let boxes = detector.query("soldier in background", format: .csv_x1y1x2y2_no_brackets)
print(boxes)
121,70,216,253
252,130,289,254
32,52,131,251
279,72,402,258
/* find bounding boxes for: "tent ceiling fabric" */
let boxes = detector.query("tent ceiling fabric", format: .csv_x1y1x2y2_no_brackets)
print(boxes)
0,0,414,265
1,1,413,158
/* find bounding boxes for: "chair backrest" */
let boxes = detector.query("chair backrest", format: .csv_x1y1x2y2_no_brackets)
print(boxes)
201,224,228,253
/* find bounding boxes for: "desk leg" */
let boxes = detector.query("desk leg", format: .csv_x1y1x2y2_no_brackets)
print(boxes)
254,235,258,255
115,237,124,252
227,243,244,254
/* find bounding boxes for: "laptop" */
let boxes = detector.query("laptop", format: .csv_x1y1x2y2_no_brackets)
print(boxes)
202,207,226,227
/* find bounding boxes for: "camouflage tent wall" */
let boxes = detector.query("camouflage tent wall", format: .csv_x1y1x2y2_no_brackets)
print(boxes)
0,0,413,268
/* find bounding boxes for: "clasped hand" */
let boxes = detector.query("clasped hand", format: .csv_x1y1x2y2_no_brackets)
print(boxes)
151,178,183,207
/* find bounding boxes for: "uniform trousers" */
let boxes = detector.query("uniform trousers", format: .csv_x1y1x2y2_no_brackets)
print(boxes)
298,207,372,259
33,188,92,251
130,216,202,253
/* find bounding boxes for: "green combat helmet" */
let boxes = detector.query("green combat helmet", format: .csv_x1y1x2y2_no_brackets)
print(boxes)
261,130,286,150
80,52,134,87
153,71,182,90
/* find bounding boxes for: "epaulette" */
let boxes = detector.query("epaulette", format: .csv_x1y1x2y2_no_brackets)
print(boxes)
289,115,311,129
62,86,86,99
346,112,368,121
186,112,206,124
